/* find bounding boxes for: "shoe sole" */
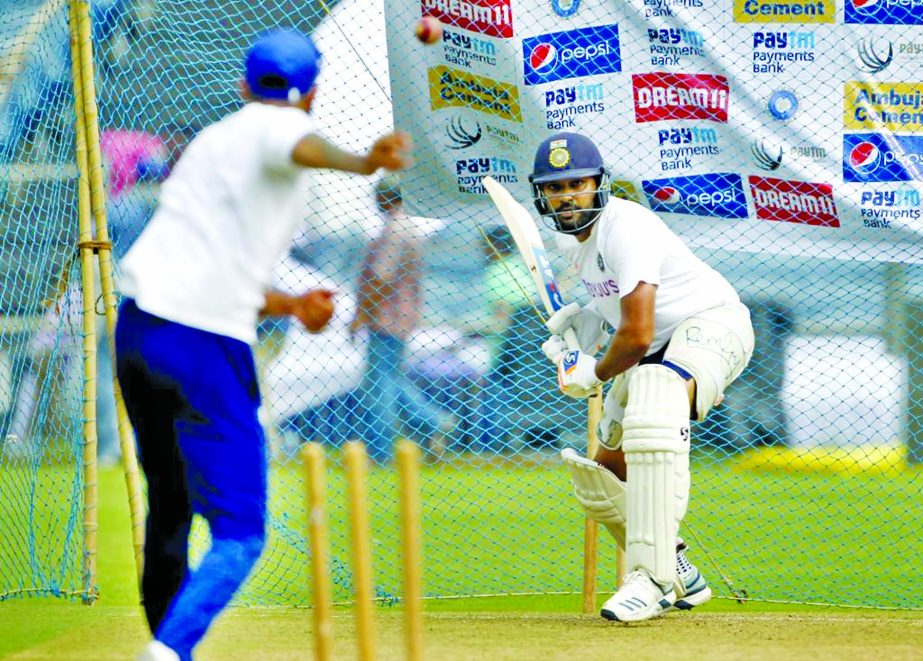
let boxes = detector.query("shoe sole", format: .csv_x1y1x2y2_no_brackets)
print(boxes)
600,593,677,622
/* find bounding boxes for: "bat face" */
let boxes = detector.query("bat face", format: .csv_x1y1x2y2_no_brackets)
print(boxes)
481,176,564,316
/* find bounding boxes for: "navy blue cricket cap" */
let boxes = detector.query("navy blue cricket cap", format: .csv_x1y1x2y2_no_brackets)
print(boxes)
245,29,320,102
529,132,607,184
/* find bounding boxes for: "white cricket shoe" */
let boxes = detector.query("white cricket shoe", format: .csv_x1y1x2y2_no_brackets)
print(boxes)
600,570,676,622
670,541,712,611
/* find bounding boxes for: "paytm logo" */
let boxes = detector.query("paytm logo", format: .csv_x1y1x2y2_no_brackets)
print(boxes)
748,176,840,227
845,0,923,25
642,173,748,218
843,133,923,182
522,24,621,85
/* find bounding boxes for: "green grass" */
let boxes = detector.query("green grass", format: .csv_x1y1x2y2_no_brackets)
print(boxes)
1,457,921,659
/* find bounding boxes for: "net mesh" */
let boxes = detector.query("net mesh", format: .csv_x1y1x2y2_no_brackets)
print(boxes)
0,0,920,610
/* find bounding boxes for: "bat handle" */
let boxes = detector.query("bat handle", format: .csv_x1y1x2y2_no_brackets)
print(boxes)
562,327,580,352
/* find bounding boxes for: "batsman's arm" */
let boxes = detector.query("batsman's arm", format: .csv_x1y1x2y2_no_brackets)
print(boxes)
594,283,655,381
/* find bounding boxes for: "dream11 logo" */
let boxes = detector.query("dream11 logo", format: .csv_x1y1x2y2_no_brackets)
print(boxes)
748,176,840,227
422,0,514,38
632,72,730,123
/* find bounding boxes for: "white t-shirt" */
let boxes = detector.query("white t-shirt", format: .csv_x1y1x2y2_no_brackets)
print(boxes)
558,197,740,355
119,103,316,344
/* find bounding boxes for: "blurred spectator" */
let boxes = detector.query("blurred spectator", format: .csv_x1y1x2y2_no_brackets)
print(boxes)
350,176,450,464
471,226,536,451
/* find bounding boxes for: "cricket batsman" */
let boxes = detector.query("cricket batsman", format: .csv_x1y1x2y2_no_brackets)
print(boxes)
531,132,755,622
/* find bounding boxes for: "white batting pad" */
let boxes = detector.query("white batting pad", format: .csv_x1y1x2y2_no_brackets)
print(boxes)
622,365,691,588
561,448,627,549
663,302,755,421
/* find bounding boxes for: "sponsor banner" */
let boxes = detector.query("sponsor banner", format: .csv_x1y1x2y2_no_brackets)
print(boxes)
522,24,621,86
751,30,816,75
442,28,499,69
858,186,923,228
610,179,642,203
455,155,519,194
843,133,923,182
632,73,730,123
855,37,894,75
422,0,514,38
657,126,722,171
642,0,705,19
734,0,836,24
428,66,522,122
444,116,522,149
844,81,923,133
642,173,749,218
844,0,923,26
647,27,707,67
749,176,840,227
543,81,606,130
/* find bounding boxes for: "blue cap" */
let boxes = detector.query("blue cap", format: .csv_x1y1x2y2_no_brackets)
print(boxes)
245,29,320,102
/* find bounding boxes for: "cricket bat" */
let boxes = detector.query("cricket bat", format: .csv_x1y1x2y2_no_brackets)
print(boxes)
481,175,603,614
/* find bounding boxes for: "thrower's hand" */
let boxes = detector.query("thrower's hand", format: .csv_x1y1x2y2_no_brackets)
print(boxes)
556,349,603,399
366,131,413,173
292,289,335,333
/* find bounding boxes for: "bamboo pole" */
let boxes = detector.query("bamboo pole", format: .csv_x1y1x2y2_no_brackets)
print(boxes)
67,0,98,604
69,0,146,588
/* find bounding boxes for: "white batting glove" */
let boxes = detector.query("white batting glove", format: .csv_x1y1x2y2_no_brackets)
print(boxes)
545,302,610,355
556,350,603,399
541,334,569,363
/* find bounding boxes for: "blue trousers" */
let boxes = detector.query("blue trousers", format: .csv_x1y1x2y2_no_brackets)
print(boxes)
359,331,440,464
115,300,266,660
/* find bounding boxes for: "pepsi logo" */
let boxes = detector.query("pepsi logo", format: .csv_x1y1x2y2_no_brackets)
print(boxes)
530,43,558,71
850,0,879,8
653,186,681,204
850,142,881,171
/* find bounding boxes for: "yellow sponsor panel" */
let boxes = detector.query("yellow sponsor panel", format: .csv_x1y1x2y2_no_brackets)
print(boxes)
734,0,835,23
429,65,522,123
609,179,641,203
844,81,923,133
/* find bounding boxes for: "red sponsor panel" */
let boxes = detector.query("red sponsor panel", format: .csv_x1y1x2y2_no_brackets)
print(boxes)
422,0,513,39
632,72,729,123
748,176,840,227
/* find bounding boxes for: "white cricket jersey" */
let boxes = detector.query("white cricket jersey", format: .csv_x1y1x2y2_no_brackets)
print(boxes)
119,103,316,344
558,197,740,355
